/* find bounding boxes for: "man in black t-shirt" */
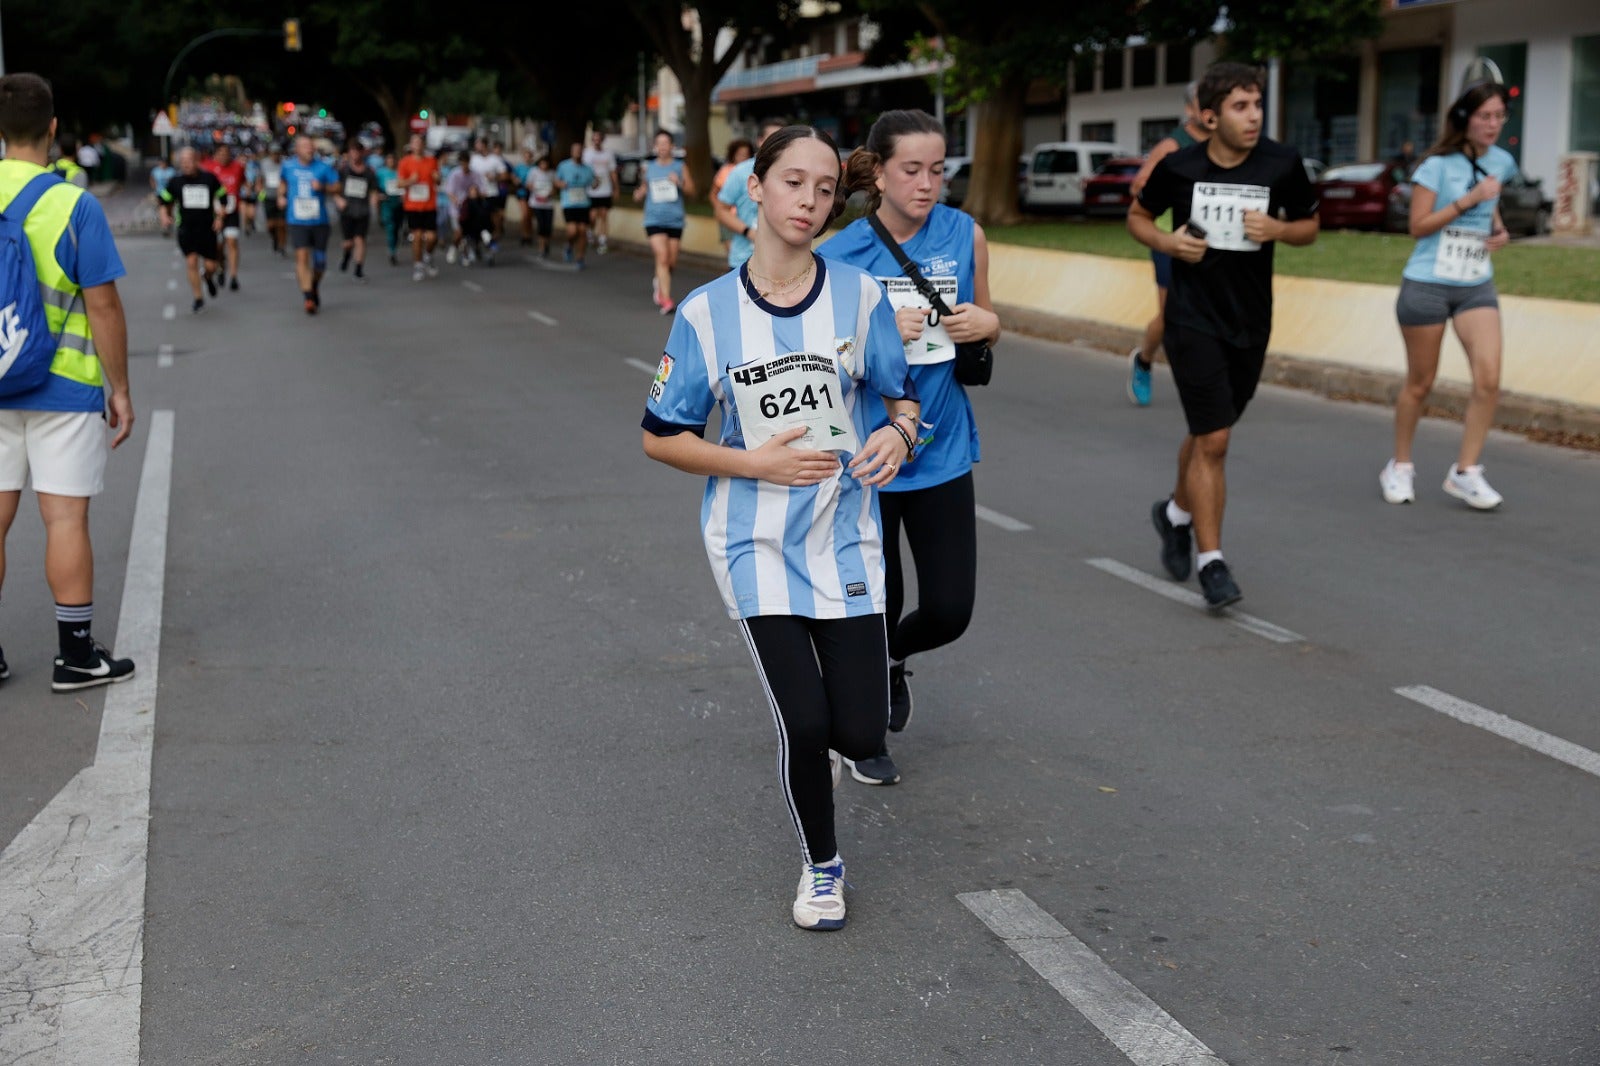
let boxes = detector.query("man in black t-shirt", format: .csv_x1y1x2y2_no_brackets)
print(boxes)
334,142,378,280
157,147,226,314
1128,62,1320,610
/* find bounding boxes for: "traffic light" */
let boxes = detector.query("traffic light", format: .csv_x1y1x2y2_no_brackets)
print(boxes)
281,101,295,114
318,108,327,118
418,109,429,119
283,18,302,52
286,125,297,135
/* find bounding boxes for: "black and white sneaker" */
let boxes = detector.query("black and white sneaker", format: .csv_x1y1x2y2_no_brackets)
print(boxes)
52,641,135,692
846,743,901,786
888,663,914,733
0,645,10,682
1151,498,1193,582
1198,560,1242,612
204,271,218,297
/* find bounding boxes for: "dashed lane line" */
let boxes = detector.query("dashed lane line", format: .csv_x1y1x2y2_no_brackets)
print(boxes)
960,890,1229,1066
461,280,483,293
975,504,1032,532
1395,685,1600,780
161,304,175,321
624,358,659,375
527,310,558,326
157,344,174,369
1086,557,1306,644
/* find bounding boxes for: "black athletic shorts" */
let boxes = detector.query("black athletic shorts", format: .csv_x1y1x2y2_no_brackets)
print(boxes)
563,205,591,227
264,199,283,221
645,225,684,239
589,195,612,210
340,212,371,240
1164,319,1268,436
221,211,241,234
531,206,554,237
488,193,508,212
288,224,331,252
403,210,437,233
177,228,219,260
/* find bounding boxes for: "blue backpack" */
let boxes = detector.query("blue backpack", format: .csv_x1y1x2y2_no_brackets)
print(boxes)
0,172,68,397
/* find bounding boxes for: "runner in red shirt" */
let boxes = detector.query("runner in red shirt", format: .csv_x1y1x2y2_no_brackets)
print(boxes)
202,144,248,291
395,134,440,281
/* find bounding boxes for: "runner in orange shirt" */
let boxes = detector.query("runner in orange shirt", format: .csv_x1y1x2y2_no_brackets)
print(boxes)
395,134,440,281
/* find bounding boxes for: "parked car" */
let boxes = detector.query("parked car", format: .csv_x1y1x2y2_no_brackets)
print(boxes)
1022,141,1134,211
939,154,1030,210
1315,162,1404,230
1385,168,1551,237
1081,157,1145,216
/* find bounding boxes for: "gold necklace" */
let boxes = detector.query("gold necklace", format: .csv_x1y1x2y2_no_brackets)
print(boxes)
749,258,814,299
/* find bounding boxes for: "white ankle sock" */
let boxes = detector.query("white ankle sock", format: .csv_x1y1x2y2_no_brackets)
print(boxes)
1166,499,1192,527
1197,550,1224,569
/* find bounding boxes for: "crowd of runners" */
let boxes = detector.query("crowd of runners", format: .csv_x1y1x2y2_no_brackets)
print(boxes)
1,58,1531,934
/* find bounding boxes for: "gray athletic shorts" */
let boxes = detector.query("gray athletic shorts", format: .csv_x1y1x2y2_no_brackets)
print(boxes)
1395,277,1499,327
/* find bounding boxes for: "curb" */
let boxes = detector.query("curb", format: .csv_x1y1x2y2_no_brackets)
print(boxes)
995,303,1600,452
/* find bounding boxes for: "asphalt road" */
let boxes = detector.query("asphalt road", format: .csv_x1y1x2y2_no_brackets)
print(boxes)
3,227,1599,1065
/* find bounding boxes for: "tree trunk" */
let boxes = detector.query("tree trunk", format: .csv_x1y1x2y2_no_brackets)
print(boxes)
679,69,716,204
365,81,417,154
962,73,1029,227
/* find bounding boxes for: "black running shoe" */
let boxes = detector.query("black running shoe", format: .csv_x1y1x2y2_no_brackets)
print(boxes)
0,644,10,682
339,251,351,272
204,271,218,297
846,743,901,785
888,663,914,733
52,640,135,692
312,287,321,308
229,276,239,291
1151,499,1193,582
192,299,204,314
1198,560,1242,612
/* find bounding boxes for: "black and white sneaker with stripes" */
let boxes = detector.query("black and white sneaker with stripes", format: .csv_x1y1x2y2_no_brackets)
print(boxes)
52,640,135,692
0,644,9,682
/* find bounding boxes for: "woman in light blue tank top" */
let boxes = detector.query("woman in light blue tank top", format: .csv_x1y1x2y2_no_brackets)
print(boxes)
1382,80,1515,511
632,129,694,314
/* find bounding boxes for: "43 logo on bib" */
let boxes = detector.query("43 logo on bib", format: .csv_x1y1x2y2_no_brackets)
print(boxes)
728,350,858,453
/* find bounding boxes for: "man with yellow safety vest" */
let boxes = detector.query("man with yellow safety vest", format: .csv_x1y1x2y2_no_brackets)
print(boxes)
51,132,89,189
0,73,136,691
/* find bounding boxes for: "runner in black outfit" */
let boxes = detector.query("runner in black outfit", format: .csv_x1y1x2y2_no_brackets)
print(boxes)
1127,62,1320,610
157,147,226,314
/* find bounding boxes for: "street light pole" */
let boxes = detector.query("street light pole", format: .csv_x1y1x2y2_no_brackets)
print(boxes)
163,27,280,112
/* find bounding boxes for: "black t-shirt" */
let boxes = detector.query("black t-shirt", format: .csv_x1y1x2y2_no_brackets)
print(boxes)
338,164,373,218
161,172,223,231
1138,138,1318,347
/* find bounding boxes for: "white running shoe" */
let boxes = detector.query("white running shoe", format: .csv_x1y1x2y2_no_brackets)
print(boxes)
1379,459,1415,504
412,263,425,283
1443,464,1503,510
829,750,842,790
445,245,457,264
792,857,846,931
424,259,438,278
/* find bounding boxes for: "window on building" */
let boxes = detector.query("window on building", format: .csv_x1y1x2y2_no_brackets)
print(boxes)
1477,42,1528,165
1141,117,1180,153
1166,44,1192,86
1102,49,1125,92
1132,47,1158,88
1376,47,1441,166
1284,56,1363,167
1574,34,1600,154
1081,121,1115,143
1073,55,1096,95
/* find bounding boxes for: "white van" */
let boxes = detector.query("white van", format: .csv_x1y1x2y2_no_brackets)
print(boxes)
1022,141,1137,210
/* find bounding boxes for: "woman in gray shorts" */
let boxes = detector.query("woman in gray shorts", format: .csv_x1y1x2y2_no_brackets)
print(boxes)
1381,80,1516,510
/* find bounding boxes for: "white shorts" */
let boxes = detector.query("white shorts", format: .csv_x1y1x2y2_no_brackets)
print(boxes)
222,226,242,240
0,410,109,497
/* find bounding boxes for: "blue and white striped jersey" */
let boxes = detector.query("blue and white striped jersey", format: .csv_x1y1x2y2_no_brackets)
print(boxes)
643,254,914,620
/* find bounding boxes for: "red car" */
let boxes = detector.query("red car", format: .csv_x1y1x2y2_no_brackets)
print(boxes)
1315,162,1404,231
1082,157,1144,216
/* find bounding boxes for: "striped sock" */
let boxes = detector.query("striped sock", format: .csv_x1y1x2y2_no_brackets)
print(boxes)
56,602,93,662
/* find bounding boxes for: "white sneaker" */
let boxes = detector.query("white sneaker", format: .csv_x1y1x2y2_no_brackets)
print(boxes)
411,263,425,283
445,245,457,264
424,259,438,278
1443,464,1503,510
829,750,842,790
792,857,846,931
1379,459,1415,504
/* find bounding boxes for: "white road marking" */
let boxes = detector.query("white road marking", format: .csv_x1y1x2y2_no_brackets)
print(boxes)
527,310,558,326
161,304,175,320
165,278,178,291
975,504,1032,532
0,410,174,1066
157,344,174,369
1395,685,1600,779
1086,557,1306,644
625,358,659,375
461,280,483,293
960,890,1229,1066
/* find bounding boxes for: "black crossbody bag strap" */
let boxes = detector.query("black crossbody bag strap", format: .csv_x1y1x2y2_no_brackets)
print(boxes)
868,213,954,320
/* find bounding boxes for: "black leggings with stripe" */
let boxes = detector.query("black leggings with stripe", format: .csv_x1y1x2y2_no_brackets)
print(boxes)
739,614,889,865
